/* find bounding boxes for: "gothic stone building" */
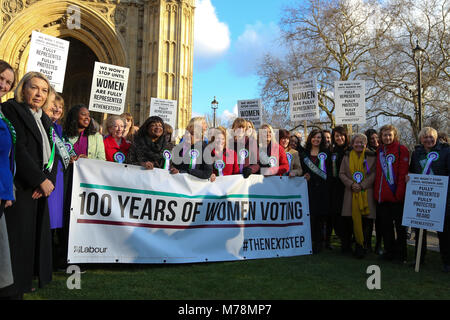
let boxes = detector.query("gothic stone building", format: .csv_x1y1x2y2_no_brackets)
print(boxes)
0,0,195,129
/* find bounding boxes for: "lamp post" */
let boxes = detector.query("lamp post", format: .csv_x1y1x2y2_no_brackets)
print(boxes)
413,41,427,274
211,96,218,128
413,41,425,131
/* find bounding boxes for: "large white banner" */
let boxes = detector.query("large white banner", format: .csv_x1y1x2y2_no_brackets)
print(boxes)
68,159,312,264
334,80,366,125
26,31,70,93
289,78,319,122
402,174,448,232
88,62,129,115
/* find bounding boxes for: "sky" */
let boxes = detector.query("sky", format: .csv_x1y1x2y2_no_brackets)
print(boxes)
192,0,296,123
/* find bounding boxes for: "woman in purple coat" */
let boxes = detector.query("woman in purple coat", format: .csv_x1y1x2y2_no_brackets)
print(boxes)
43,92,70,269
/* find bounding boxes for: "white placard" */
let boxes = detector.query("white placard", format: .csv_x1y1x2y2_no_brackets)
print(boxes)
334,80,366,125
289,78,319,122
150,98,177,129
237,99,262,128
26,31,70,93
402,174,448,232
68,158,312,264
88,62,129,115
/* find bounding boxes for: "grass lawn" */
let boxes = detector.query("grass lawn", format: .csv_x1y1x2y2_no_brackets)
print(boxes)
25,241,450,300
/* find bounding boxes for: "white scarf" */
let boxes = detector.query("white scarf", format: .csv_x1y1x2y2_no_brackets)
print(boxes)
30,108,51,169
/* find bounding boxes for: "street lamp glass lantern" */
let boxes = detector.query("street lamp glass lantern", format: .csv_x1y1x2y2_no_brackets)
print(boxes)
413,41,425,61
211,96,219,110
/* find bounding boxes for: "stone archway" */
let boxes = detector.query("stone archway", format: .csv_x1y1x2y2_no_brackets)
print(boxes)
0,0,126,102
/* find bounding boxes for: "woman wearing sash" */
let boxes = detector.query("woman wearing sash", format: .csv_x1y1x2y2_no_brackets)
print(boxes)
64,105,106,161
328,126,349,251
259,124,289,176
126,116,174,170
0,60,16,292
339,133,376,258
0,72,58,299
104,115,131,164
209,126,239,182
374,124,409,262
232,118,260,178
43,92,73,270
171,117,213,179
279,129,302,177
300,129,332,253
408,127,450,272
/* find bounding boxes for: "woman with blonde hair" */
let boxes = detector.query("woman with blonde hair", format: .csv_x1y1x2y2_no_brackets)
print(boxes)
1,71,59,299
409,127,450,272
374,124,409,262
258,124,289,176
171,116,212,179
231,118,259,178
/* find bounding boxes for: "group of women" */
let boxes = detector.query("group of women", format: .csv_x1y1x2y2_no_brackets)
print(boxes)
0,68,449,299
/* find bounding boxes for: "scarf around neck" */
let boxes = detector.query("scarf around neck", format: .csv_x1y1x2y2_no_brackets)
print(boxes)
349,149,370,246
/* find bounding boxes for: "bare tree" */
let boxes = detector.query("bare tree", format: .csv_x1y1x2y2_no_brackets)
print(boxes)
258,0,449,144
366,0,449,142
258,0,395,130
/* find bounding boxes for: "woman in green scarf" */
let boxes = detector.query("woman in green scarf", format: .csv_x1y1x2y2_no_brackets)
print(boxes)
339,133,377,258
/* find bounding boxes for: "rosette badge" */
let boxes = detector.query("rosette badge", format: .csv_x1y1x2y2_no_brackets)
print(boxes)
353,171,364,183
113,151,126,163
189,149,200,169
163,150,172,170
422,151,439,175
386,154,396,164
239,148,249,160
318,152,327,172
214,160,225,176
268,156,277,167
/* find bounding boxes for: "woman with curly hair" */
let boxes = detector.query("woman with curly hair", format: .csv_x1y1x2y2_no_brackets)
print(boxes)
63,104,105,161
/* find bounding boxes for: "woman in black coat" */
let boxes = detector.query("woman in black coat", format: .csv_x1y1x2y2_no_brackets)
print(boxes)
0,72,59,299
300,129,332,254
327,126,349,250
171,117,213,179
408,127,450,272
126,116,174,170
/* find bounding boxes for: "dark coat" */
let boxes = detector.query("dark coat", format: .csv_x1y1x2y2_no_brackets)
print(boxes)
409,142,450,216
126,133,173,168
172,140,213,179
300,149,332,216
0,98,58,297
330,145,348,216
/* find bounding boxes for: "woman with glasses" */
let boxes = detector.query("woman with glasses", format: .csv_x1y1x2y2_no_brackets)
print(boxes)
126,116,174,170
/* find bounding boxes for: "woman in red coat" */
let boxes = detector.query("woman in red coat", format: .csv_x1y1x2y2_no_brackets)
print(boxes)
209,126,239,182
374,124,410,262
259,124,289,176
103,115,131,163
